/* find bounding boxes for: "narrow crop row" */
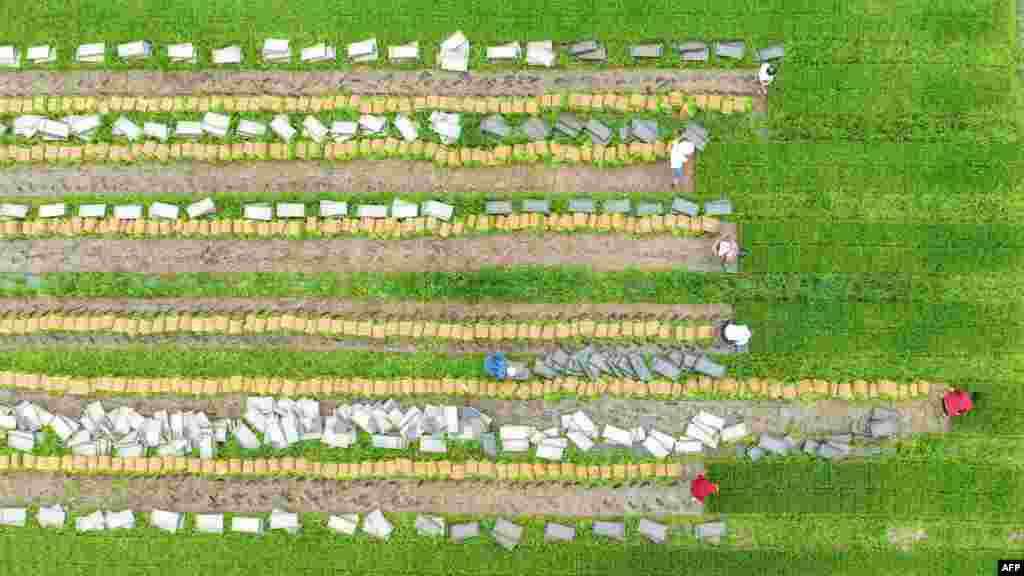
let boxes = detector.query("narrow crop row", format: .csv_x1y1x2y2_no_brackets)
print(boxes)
0,452,683,482
0,137,679,166
0,371,933,400
0,313,718,342
0,92,750,117
0,213,723,239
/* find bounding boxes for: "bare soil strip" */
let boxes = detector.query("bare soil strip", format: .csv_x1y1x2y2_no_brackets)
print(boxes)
1,390,949,440
0,160,694,197
0,233,738,275
0,69,759,97
0,298,731,320
0,473,702,517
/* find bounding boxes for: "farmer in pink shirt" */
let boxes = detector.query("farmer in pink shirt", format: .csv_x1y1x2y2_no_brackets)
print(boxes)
691,473,719,504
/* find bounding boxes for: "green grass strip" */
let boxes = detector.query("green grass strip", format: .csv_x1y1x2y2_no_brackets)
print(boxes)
0,269,1015,304
0,510,997,576
706,459,1024,520
0,347,490,380
698,142,1024,224
723,513,1020,552
734,301,1023,357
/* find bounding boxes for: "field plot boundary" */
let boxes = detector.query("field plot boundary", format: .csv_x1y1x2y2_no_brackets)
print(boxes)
0,159,700,195
0,235,740,275
0,70,762,97
0,213,722,240
0,298,732,319
0,370,934,400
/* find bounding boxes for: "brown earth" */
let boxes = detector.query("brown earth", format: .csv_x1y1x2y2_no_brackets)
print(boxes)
0,472,705,517
0,229,739,275
0,391,947,440
0,159,696,197
0,69,760,97
0,298,731,320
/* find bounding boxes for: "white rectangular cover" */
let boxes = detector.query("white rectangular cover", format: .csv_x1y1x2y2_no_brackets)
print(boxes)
231,516,264,534
78,204,107,218
275,203,305,219
187,197,216,219
167,43,195,61
0,204,28,219
175,121,203,138
270,115,296,142
487,42,521,60
327,514,359,535
113,205,142,220
26,45,55,63
301,43,335,62
421,200,454,222
243,204,273,222
212,46,242,64
143,122,169,142
38,203,66,219
347,38,378,58
195,513,224,534
76,43,105,62
388,43,419,60
149,202,180,220
302,116,329,143
237,120,267,138
112,116,141,141
117,41,152,59
319,200,348,218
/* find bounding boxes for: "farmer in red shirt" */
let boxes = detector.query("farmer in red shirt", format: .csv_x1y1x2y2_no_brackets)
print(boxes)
943,388,973,417
690,473,719,505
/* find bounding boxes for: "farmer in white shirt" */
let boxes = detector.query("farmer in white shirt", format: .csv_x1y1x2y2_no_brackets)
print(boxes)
758,63,777,95
670,137,696,188
722,322,752,348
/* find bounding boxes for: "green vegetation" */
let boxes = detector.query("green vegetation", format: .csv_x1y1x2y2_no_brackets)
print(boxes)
0,0,1020,570
0,428,694,468
0,347,491,380
0,268,1016,304
723,513,1021,553
0,1,826,72
706,460,1024,520
0,511,999,576
0,190,700,223
0,106,753,150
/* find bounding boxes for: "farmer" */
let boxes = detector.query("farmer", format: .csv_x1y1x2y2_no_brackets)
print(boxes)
758,62,777,95
721,321,752,348
670,136,696,188
713,235,748,267
690,473,719,505
943,388,974,417
714,236,739,264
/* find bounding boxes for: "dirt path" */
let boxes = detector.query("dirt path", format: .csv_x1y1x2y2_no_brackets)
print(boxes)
0,160,694,197
0,69,760,97
0,232,738,275
0,473,704,517
1,390,948,440
0,298,731,319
